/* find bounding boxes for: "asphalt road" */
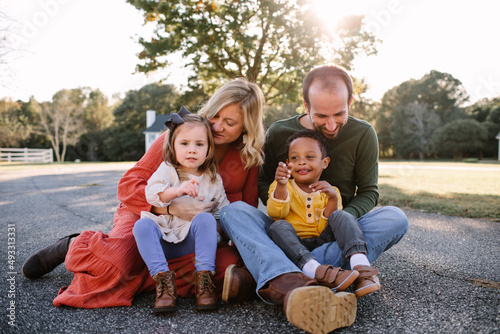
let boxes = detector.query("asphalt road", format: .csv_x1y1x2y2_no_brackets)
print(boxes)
0,163,499,334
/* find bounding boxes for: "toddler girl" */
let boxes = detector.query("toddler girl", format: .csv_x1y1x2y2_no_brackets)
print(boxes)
133,106,229,313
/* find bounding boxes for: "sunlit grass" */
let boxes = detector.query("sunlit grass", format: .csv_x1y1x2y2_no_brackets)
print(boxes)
378,161,500,221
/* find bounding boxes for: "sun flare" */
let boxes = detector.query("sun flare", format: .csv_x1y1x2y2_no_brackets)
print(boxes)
309,0,356,31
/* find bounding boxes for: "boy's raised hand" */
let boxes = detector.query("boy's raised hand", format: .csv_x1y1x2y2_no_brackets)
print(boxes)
275,162,292,185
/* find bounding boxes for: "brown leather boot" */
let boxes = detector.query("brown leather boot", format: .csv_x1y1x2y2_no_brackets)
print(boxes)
22,233,80,279
222,265,257,302
315,264,359,292
258,272,317,305
353,265,380,298
194,270,219,311
152,271,177,313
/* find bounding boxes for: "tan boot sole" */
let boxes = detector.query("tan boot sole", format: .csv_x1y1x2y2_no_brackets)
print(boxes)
285,286,357,334
222,264,236,302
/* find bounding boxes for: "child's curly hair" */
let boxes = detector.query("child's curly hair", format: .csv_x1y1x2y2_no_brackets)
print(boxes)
285,129,328,159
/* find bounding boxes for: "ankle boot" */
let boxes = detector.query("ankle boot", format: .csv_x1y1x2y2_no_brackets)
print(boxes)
222,265,257,302
194,270,219,311
258,272,317,305
22,233,80,279
152,271,177,313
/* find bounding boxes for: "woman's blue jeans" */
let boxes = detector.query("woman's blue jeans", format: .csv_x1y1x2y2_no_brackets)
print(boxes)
220,201,408,303
133,212,218,277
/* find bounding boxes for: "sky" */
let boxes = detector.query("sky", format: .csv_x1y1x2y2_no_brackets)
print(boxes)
1,0,499,105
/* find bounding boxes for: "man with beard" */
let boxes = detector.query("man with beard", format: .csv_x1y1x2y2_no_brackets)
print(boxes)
220,64,409,334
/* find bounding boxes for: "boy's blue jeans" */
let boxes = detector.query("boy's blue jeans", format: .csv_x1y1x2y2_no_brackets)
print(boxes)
133,212,217,277
220,201,408,303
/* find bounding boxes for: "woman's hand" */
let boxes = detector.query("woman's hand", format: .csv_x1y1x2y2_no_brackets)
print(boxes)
168,196,214,221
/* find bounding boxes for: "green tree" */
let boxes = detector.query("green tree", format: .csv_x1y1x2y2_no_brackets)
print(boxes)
432,119,488,160
75,89,114,161
128,0,378,105
103,83,181,161
0,99,32,147
350,77,378,123
390,102,440,159
376,70,469,157
466,97,500,157
38,89,86,162
263,103,302,129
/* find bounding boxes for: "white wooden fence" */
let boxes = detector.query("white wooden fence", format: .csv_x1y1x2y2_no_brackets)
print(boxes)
0,148,54,163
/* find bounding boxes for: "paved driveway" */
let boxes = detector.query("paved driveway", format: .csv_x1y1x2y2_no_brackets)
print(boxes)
0,163,498,333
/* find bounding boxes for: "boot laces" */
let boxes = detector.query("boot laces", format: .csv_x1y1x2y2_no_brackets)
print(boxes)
158,273,175,297
200,272,215,293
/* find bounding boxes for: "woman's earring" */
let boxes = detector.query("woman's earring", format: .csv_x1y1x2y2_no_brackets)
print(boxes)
243,133,248,144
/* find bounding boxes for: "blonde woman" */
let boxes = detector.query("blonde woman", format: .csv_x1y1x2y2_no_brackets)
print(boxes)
22,78,265,308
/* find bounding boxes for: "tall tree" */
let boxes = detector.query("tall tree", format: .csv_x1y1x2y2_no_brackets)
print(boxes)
38,89,86,162
390,102,440,159
103,83,181,161
0,99,32,147
376,70,469,157
432,119,488,160
76,88,114,161
127,0,378,105
466,97,500,157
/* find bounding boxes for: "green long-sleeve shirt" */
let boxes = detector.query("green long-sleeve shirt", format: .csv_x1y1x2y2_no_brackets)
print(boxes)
258,115,379,219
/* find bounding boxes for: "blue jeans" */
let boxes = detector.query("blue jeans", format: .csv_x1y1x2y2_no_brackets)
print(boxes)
133,212,218,277
220,202,408,303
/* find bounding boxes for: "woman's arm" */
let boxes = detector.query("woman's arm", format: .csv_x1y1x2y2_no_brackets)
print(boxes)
163,197,215,221
117,133,166,215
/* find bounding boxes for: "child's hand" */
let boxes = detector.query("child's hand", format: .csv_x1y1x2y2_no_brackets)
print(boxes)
275,162,292,185
177,178,200,198
310,181,337,199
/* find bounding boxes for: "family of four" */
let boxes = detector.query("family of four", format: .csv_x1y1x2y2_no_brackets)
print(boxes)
23,65,409,334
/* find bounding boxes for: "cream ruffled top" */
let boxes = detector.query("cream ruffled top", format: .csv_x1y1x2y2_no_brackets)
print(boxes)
140,162,229,243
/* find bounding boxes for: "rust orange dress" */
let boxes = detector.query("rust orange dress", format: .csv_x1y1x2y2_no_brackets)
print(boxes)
53,132,258,308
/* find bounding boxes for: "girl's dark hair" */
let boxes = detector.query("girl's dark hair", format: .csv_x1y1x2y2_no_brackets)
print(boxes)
163,114,218,183
286,129,328,158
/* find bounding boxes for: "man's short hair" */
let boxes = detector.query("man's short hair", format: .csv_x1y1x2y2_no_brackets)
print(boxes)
303,64,353,108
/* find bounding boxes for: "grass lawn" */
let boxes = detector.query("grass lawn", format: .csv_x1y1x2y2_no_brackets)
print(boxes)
378,161,500,221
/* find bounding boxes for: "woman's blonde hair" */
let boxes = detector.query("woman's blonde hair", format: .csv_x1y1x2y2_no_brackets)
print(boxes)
163,114,218,183
198,78,265,169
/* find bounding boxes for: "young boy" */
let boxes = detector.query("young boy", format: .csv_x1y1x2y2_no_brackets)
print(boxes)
267,129,380,297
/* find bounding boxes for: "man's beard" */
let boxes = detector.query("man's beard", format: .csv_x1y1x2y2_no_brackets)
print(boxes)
313,119,347,139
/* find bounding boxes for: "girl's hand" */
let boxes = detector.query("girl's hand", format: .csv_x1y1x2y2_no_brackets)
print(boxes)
310,181,337,199
177,178,200,198
275,162,292,185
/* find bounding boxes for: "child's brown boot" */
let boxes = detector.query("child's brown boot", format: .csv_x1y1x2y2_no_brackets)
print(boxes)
152,271,177,313
194,270,219,311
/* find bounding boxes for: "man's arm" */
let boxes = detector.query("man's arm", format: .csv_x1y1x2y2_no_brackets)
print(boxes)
342,125,379,218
